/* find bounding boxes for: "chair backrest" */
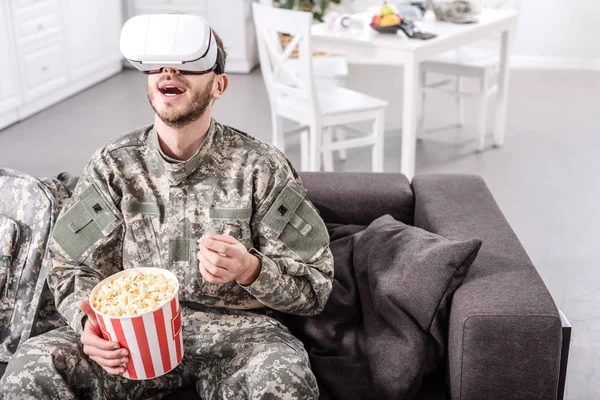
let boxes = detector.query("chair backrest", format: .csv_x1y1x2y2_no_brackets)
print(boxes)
256,0,284,54
252,3,320,116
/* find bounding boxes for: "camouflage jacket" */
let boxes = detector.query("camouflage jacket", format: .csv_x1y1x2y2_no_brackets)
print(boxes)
46,120,334,334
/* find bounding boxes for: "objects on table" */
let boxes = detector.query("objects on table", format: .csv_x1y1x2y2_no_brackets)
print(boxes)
370,2,437,39
432,0,483,23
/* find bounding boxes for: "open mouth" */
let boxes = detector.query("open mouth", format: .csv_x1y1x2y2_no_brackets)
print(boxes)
158,81,187,97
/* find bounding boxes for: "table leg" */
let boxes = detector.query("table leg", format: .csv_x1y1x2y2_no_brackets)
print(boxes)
494,27,514,147
401,54,420,180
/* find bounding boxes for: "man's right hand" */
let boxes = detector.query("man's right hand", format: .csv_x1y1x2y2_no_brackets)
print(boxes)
78,300,129,375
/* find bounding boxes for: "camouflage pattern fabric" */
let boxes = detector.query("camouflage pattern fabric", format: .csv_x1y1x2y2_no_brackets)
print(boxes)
0,306,318,399
1,119,332,398
0,170,71,362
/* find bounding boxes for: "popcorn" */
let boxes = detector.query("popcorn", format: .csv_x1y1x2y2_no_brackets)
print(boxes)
92,270,177,317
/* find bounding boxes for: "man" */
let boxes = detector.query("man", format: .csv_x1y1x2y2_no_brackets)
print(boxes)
0,22,333,399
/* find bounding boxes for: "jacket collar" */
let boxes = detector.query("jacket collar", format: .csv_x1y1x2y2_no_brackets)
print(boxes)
150,118,218,185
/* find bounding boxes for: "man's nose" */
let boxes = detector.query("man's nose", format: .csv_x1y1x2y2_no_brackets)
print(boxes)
161,67,181,75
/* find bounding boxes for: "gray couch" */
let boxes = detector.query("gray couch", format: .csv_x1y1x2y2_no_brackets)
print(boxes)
0,172,569,399
295,172,568,400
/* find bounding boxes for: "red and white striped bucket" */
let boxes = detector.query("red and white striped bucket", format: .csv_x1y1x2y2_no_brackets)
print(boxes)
90,268,184,380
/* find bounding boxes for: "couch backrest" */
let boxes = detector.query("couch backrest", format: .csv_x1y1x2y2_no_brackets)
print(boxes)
299,172,414,226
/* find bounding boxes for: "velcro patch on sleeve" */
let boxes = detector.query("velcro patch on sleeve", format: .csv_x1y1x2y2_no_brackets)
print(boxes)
262,181,329,263
51,185,118,261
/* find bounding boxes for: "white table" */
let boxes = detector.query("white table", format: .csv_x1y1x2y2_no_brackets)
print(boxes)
311,9,519,180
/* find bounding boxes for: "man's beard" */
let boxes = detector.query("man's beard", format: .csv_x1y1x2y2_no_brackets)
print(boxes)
147,76,214,128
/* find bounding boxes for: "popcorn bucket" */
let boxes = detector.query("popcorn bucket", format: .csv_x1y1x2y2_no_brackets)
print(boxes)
90,268,183,380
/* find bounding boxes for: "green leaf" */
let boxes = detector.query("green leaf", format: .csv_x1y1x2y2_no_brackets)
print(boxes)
316,0,329,13
298,0,313,11
278,0,295,9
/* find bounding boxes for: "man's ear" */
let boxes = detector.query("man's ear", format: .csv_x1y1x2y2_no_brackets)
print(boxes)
213,74,229,100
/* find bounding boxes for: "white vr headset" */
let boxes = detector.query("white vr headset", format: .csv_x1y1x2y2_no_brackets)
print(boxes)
120,14,224,75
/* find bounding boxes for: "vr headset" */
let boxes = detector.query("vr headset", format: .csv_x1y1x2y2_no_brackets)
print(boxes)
120,14,224,75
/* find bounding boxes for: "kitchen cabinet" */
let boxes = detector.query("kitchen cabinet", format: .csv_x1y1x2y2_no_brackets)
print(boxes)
0,2,20,130
1,0,123,129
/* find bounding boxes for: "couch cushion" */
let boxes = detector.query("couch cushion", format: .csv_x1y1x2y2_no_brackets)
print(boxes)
299,172,414,226
280,216,481,400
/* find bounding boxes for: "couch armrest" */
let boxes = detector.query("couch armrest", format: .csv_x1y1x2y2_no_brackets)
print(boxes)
412,175,563,400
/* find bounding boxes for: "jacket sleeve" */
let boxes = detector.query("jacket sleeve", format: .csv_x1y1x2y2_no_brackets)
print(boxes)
46,151,124,334
241,154,334,316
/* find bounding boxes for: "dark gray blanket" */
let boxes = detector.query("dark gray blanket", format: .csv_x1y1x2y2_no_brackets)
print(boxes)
280,216,481,400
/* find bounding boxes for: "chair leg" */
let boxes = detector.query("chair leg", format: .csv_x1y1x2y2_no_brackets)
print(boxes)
477,90,489,153
456,76,464,127
372,110,385,173
418,69,427,138
271,114,285,151
308,121,323,172
300,127,310,171
334,127,347,161
323,126,335,172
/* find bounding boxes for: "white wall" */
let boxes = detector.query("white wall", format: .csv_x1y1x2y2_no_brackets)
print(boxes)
510,0,600,69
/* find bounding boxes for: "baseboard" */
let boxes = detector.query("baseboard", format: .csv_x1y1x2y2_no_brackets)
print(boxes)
0,110,19,131
510,56,600,71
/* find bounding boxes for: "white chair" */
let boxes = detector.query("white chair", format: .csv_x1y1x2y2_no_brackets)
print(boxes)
418,1,520,152
419,47,499,152
253,3,388,172
257,0,351,164
257,0,349,87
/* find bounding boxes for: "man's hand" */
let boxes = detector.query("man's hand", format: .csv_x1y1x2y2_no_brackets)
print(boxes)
197,235,261,286
79,300,129,375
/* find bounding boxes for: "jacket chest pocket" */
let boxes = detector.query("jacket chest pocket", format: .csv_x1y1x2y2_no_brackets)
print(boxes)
206,207,254,250
122,201,162,269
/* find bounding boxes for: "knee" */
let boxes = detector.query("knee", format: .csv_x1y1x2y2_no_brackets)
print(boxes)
262,370,319,399
251,348,319,399
1,337,52,392
2,330,83,383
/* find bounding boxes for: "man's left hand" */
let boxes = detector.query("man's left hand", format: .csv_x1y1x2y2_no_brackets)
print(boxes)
197,235,261,286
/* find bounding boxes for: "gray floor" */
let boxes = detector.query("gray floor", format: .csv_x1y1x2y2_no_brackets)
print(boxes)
1,67,599,399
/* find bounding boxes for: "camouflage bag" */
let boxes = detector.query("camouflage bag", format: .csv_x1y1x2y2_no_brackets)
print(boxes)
0,168,74,362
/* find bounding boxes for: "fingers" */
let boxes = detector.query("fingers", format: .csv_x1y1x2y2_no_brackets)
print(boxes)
198,260,230,284
197,253,226,278
198,244,234,270
84,343,128,361
81,328,120,351
198,237,231,256
89,354,129,368
205,234,238,245
89,355,127,375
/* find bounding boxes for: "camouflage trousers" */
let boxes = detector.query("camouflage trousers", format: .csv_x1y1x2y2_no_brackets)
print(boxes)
0,306,318,400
